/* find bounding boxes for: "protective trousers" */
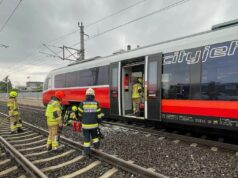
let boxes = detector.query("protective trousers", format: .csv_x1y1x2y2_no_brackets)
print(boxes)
47,125,59,150
9,116,22,133
83,128,99,155
132,97,141,114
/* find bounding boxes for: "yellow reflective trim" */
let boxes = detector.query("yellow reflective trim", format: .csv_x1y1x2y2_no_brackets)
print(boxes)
16,124,22,127
96,108,101,112
82,123,99,129
10,125,16,129
47,139,52,144
83,142,91,147
78,107,83,112
83,104,97,109
92,138,99,143
52,142,59,148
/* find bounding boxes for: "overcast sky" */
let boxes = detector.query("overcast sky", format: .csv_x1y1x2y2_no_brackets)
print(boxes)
0,0,238,86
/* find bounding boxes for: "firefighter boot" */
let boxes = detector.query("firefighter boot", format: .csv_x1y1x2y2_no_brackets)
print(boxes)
47,144,52,151
17,127,23,133
82,149,91,158
17,120,23,132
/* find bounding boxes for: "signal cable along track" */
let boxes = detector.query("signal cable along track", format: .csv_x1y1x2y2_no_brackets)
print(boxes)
0,111,168,178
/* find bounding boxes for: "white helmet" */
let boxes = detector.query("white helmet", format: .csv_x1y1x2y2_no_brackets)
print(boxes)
86,88,95,96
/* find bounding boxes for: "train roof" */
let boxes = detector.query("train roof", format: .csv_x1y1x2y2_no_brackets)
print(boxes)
50,20,238,76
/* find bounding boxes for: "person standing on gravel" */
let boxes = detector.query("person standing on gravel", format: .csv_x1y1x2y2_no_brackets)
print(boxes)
7,91,23,134
45,91,64,151
78,88,103,157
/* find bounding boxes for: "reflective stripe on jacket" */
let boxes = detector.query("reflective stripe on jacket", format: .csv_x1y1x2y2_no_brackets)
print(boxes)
78,100,101,129
7,98,19,116
45,99,62,126
132,83,142,99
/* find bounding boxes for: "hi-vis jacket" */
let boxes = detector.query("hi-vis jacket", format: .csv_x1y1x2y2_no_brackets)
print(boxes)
45,98,62,126
7,98,19,116
78,100,102,129
132,83,142,99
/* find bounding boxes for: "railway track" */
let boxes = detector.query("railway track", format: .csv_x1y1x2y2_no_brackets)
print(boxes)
0,112,167,178
0,140,32,178
15,104,238,154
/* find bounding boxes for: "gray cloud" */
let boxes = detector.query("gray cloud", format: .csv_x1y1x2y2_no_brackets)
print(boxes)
0,0,238,86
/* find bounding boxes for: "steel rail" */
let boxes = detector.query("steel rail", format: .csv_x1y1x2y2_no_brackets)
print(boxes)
2,103,238,152
0,136,48,178
0,111,167,178
22,121,167,178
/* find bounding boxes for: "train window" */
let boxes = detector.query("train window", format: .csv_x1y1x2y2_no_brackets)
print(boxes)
55,74,66,88
97,65,109,85
48,78,52,89
162,62,190,99
65,71,78,87
112,67,118,88
148,61,157,87
43,78,51,90
201,58,238,100
79,69,94,86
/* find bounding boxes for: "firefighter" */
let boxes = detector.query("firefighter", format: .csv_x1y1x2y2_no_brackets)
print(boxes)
64,105,77,126
45,91,64,151
78,88,103,157
64,105,81,132
132,77,143,116
7,91,23,134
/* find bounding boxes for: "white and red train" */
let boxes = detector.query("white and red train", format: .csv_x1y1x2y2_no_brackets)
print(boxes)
43,20,238,131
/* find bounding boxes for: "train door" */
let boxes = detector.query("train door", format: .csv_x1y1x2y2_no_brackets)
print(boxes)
109,62,121,116
121,58,145,118
145,53,162,120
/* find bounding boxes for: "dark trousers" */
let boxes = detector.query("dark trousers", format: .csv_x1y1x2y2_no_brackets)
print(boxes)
83,128,100,155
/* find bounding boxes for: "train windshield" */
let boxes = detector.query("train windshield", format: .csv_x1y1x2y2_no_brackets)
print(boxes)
43,77,51,91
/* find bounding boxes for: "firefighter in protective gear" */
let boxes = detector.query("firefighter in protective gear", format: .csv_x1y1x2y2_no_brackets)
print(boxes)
64,105,81,132
64,105,77,126
78,88,103,156
132,77,143,115
45,91,64,151
7,91,23,134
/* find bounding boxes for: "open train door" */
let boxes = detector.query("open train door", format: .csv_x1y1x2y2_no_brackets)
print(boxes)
109,62,121,116
145,53,162,120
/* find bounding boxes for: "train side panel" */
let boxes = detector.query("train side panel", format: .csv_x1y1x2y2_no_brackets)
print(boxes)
43,86,110,110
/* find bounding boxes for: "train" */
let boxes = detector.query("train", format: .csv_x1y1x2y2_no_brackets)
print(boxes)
43,19,238,131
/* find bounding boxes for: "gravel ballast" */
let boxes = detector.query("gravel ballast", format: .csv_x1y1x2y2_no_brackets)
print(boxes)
1,104,238,177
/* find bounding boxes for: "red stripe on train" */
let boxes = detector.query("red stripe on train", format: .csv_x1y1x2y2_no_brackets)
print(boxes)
44,89,238,119
43,87,110,108
162,100,238,119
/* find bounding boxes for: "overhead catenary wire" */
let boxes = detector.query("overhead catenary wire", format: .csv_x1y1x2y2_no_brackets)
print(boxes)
5,54,66,75
6,57,70,78
2,0,148,77
0,0,23,33
71,0,191,47
10,0,191,77
85,0,147,28
45,0,148,45
0,48,45,77
3,0,191,80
